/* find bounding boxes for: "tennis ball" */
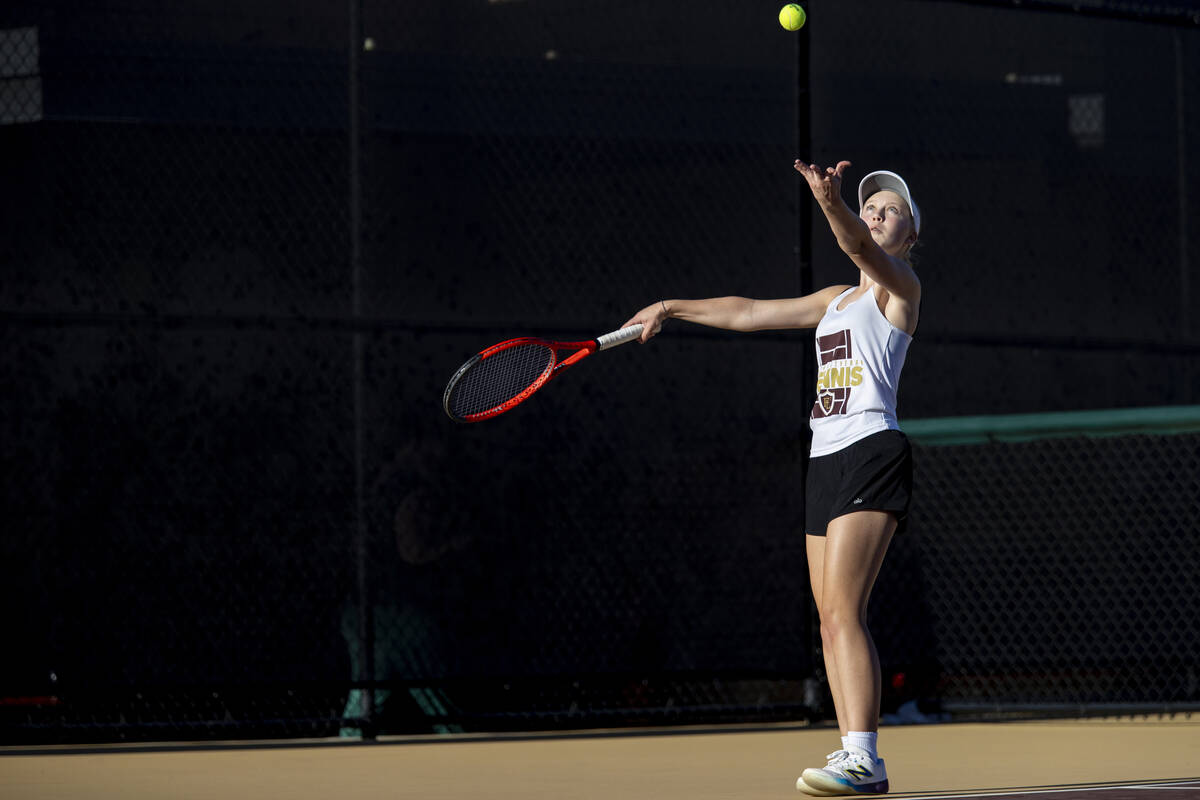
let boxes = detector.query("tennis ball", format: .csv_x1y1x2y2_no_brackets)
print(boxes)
778,3,806,31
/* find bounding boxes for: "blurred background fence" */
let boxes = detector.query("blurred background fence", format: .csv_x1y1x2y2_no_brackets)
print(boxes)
1,0,1197,744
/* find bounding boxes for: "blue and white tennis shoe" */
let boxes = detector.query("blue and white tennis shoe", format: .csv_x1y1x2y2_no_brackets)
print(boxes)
797,746,889,795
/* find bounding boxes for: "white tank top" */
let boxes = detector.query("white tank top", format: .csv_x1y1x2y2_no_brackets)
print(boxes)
809,286,911,457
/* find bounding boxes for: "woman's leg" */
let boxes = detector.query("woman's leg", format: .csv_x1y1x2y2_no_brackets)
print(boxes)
805,533,847,736
813,510,896,733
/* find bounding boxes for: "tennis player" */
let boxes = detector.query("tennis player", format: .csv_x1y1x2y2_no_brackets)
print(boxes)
623,160,920,796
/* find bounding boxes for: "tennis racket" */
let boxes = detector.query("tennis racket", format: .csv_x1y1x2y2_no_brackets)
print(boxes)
443,323,644,423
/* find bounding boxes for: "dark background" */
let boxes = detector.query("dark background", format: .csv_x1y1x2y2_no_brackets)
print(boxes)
1,0,1198,742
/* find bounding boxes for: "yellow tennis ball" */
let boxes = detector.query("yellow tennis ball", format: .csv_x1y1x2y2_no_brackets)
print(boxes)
778,3,806,30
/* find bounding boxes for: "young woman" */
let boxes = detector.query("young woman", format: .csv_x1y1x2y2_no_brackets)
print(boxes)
623,160,920,796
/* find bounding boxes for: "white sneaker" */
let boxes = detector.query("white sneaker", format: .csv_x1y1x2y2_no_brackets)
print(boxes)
798,746,888,795
795,750,851,796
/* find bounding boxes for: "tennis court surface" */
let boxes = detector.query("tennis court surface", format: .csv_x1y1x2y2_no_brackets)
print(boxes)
3,716,1196,799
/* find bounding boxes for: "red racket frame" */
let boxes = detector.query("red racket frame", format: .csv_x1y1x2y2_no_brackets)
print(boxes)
444,324,643,423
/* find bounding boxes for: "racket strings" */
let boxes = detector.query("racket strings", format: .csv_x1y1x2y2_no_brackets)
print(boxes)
447,343,555,418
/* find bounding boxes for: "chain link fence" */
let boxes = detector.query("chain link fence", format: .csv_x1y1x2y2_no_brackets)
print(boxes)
875,424,1200,722
1,0,1198,743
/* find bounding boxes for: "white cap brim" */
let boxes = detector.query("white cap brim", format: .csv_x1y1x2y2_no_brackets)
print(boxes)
858,170,920,236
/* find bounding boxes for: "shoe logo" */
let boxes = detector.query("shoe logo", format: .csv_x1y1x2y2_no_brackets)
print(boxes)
845,765,874,780
852,497,863,504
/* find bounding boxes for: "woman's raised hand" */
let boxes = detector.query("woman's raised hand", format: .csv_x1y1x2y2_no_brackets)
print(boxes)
794,159,851,207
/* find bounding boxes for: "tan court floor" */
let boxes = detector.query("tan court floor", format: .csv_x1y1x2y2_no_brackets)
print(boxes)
1,717,1197,800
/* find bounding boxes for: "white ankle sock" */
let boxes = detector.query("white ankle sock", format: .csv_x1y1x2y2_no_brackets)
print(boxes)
846,731,878,760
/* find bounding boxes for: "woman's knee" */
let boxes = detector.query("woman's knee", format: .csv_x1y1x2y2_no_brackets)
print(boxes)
818,605,867,645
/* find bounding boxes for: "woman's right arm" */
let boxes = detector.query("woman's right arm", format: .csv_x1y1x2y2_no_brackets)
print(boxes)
623,285,849,344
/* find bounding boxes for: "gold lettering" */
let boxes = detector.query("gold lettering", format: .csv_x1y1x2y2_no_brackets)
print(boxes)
817,362,865,391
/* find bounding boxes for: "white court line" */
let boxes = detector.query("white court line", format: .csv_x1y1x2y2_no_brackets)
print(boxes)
891,780,1200,800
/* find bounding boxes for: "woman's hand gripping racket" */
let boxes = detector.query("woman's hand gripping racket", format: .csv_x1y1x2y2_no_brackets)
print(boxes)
443,324,644,422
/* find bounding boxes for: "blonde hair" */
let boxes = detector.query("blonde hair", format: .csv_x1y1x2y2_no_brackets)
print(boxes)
898,213,920,268
902,239,919,268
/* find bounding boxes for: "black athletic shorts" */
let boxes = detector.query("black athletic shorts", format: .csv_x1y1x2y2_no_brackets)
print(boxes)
805,429,913,537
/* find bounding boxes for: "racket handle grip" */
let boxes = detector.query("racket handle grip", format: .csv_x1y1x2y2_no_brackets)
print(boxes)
597,324,644,350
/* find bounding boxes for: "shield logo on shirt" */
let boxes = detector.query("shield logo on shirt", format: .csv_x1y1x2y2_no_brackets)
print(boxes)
817,390,837,416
